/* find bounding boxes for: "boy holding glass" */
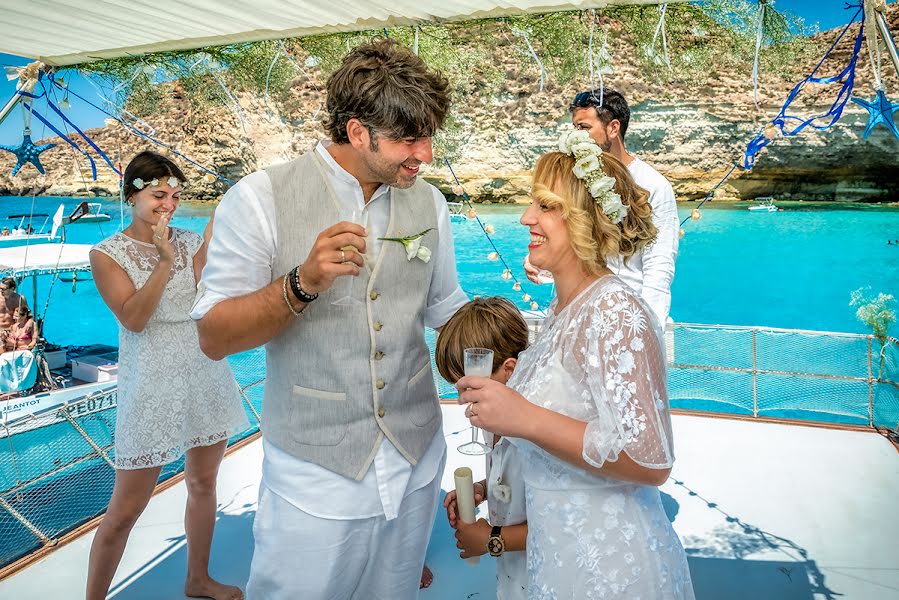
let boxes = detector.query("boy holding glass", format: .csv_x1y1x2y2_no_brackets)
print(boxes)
436,296,530,600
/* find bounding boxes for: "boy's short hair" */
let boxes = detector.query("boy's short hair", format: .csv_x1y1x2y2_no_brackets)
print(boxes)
436,297,529,384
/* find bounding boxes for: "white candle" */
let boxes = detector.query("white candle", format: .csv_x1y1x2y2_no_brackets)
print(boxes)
454,466,481,566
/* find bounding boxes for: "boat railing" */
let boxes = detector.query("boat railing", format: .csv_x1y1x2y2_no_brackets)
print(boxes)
1,323,897,573
429,321,899,430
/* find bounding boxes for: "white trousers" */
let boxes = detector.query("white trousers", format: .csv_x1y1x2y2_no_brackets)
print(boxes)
246,469,442,600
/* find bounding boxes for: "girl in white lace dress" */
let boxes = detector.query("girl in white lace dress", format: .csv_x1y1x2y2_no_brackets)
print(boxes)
457,134,694,599
86,152,247,600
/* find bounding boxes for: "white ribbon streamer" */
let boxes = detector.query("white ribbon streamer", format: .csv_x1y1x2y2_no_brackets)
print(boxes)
277,41,324,120
588,9,604,104
210,69,248,131
511,27,545,92
752,1,766,107
264,47,283,106
651,4,671,71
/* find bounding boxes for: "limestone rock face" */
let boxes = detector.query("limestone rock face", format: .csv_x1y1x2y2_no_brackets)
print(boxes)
1,8,897,203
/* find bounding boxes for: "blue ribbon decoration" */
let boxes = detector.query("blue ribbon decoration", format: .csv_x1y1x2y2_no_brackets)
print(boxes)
16,75,122,179
743,4,865,169
47,75,234,185
20,100,98,179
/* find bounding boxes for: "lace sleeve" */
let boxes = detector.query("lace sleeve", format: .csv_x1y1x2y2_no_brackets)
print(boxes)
178,228,204,257
578,288,675,470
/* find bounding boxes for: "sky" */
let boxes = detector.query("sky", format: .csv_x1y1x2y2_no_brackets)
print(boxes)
0,1,892,148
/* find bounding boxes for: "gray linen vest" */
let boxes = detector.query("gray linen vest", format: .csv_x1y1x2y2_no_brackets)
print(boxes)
263,151,442,480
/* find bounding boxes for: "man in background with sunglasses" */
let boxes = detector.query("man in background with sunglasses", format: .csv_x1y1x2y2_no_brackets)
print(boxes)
526,89,679,327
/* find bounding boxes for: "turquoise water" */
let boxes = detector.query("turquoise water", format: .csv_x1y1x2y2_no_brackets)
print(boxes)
1,196,898,346
2,195,898,569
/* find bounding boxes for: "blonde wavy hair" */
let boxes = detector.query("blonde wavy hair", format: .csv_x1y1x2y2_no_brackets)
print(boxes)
531,152,657,274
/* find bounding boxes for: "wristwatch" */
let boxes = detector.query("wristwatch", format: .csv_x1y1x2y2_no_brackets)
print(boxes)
487,525,505,557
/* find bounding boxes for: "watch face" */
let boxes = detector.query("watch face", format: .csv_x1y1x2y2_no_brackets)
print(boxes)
488,536,504,556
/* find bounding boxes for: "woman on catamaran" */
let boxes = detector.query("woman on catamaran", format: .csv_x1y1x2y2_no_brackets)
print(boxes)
87,151,248,600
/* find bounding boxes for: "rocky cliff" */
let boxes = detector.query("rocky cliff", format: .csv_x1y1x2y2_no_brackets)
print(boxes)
1,7,898,204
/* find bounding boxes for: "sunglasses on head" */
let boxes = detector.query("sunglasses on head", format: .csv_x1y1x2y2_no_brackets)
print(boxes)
570,91,606,110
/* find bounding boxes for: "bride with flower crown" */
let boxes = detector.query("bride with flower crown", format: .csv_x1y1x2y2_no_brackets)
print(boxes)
456,131,694,598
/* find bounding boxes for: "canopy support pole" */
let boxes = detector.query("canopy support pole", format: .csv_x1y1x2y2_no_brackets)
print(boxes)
0,81,25,130
875,11,899,80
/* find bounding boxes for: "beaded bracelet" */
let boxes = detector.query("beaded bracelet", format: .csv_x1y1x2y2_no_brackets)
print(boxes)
282,273,303,318
289,264,319,303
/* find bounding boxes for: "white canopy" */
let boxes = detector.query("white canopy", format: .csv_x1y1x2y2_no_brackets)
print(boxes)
0,0,666,66
0,244,92,277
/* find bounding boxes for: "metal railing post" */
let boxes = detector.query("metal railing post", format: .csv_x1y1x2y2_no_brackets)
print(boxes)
867,335,874,428
752,329,758,418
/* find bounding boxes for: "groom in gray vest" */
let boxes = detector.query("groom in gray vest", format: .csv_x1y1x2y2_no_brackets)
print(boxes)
193,40,469,599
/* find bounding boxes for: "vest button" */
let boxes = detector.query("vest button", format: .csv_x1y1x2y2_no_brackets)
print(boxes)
377,406,386,418
374,351,384,360
370,290,379,301
373,321,382,331
376,379,385,390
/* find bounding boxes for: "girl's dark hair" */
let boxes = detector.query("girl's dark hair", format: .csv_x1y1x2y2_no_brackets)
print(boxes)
122,151,187,200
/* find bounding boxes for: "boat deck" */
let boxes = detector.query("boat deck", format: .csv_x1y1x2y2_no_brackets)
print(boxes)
0,407,896,599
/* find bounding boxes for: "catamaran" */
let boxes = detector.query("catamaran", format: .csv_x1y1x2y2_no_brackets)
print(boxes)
0,242,118,425
0,2,896,599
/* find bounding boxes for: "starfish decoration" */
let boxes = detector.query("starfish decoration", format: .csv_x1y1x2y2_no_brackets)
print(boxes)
850,89,899,140
0,131,56,176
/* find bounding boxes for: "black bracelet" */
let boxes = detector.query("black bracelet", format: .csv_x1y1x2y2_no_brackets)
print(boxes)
289,265,319,303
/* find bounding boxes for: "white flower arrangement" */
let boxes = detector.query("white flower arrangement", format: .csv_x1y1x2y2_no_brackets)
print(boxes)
132,176,185,190
556,129,628,225
378,228,433,263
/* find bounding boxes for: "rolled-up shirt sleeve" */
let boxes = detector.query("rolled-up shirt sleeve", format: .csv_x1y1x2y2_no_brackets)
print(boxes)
190,171,277,320
424,186,469,329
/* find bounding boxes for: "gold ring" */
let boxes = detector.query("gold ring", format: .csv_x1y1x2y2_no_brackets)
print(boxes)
341,250,346,263
153,234,162,240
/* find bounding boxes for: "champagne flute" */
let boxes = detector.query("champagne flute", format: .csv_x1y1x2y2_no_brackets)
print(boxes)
457,347,493,456
331,208,367,306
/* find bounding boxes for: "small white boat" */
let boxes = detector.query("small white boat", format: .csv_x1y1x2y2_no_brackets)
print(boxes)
447,201,467,219
66,201,112,224
748,197,778,212
0,204,65,246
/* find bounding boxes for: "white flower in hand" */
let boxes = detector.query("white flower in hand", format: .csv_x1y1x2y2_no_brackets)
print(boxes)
491,483,512,504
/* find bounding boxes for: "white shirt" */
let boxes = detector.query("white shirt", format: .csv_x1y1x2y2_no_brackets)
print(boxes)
192,141,469,520
607,156,679,325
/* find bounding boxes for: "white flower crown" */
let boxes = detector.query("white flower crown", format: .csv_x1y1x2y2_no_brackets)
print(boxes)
132,176,184,190
556,130,627,225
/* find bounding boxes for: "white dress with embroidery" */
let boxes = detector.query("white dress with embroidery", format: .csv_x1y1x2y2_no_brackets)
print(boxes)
507,276,694,600
93,228,249,470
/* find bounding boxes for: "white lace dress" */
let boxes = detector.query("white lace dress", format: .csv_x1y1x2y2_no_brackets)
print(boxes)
93,228,249,470
506,276,694,600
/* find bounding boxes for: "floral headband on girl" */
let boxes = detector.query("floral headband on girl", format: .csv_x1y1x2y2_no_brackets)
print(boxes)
556,130,627,224
132,176,185,190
